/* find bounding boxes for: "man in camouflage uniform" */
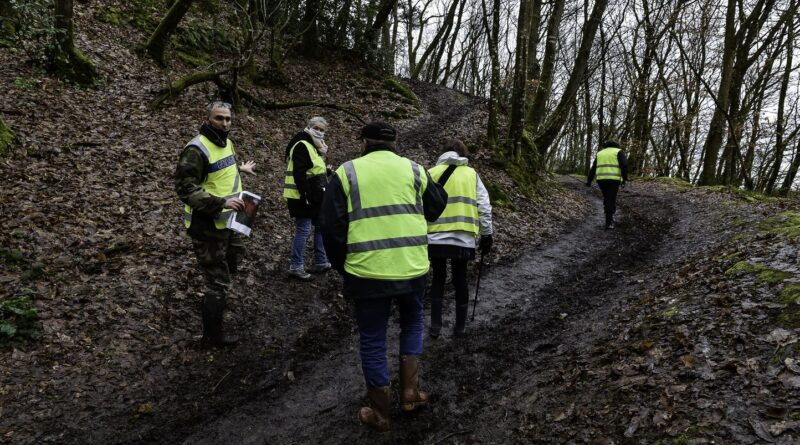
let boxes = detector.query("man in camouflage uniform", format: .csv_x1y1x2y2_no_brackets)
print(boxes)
175,101,256,347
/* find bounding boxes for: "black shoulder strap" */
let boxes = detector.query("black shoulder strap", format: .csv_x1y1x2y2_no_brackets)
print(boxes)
438,165,458,187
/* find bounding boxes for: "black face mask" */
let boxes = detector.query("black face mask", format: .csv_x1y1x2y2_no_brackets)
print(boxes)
200,123,229,146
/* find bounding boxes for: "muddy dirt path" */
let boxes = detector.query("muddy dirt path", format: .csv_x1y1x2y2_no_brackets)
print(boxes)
176,180,686,444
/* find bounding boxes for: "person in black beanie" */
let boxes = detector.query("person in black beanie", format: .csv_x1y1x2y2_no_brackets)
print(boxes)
319,122,448,431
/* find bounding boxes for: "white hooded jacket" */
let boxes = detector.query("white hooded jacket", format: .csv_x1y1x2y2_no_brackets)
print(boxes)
427,151,493,249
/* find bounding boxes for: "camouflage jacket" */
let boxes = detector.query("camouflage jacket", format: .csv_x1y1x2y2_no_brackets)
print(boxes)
175,126,234,240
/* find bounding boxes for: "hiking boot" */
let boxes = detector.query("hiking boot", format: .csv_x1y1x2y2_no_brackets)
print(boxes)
309,262,332,273
399,355,429,412
201,293,236,348
288,268,312,281
358,386,391,432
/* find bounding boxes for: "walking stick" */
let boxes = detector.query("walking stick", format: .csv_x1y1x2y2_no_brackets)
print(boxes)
470,253,485,322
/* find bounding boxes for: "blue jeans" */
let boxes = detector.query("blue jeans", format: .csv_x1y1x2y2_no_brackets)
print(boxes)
354,289,425,388
290,217,328,270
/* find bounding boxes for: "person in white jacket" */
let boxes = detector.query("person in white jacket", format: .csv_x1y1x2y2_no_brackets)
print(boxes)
426,140,493,337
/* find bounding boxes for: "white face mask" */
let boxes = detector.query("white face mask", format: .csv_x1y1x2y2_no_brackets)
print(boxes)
306,127,325,140
305,127,328,153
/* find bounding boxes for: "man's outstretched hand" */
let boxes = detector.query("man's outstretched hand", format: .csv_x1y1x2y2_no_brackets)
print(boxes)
239,160,257,175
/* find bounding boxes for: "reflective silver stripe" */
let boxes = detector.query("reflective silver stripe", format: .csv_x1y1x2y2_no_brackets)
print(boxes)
596,173,622,178
409,160,422,206
285,171,294,177
186,136,211,159
343,161,361,211
448,196,478,206
184,213,192,222
347,236,428,253
430,216,479,226
284,184,298,190
231,172,240,193
350,203,423,221
597,164,620,168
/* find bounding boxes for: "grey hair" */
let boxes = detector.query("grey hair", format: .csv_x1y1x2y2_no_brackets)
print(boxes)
308,116,328,129
207,101,232,116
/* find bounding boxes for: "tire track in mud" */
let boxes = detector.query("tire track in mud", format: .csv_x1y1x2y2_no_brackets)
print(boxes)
179,181,678,444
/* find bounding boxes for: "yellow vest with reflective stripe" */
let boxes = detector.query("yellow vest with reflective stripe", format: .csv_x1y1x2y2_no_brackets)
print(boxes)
283,140,327,200
335,150,430,280
427,165,479,235
596,147,622,182
183,134,242,230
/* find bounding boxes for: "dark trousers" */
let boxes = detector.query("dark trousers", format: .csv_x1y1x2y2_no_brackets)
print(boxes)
430,257,469,306
597,180,620,225
354,289,425,388
429,257,469,333
191,234,245,336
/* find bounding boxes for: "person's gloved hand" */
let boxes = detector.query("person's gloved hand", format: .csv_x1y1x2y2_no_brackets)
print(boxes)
479,235,493,255
621,181,627,189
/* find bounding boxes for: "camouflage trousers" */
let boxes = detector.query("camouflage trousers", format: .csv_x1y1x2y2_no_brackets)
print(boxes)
191,233,246,336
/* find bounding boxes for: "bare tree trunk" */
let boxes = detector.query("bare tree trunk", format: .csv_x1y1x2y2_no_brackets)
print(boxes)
766,1,795,193
411,0,459,80
362,0,398,58
533,0,608,159
527,0,565,132
583,78,593,176
780,138,800,194
481,0,501,148
441,0,466,85
143,0,194,66
508,0,530,159
697,0,736,185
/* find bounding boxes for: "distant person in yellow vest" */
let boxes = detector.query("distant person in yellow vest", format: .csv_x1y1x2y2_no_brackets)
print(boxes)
283,117,331,280
175,101,257,347
319,122,447,431
586,140,628,229
427,139,493,338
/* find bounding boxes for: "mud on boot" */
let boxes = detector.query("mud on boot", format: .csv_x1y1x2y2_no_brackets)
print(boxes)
358,386,390,432
399,355,429,412
201,292,239,348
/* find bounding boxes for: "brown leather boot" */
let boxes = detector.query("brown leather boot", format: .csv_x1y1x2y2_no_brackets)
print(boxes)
358,386,390,432
399,355,429,412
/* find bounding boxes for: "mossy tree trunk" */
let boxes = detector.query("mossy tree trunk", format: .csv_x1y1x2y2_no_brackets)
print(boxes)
50,0,97,85
0,117,15,157
143,0,195,66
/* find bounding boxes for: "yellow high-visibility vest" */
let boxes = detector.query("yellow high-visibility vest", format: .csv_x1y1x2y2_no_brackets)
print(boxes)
596,147,622,181
335,150,430,280
427,164,479,235
183,134,242,230
283,140,326,200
